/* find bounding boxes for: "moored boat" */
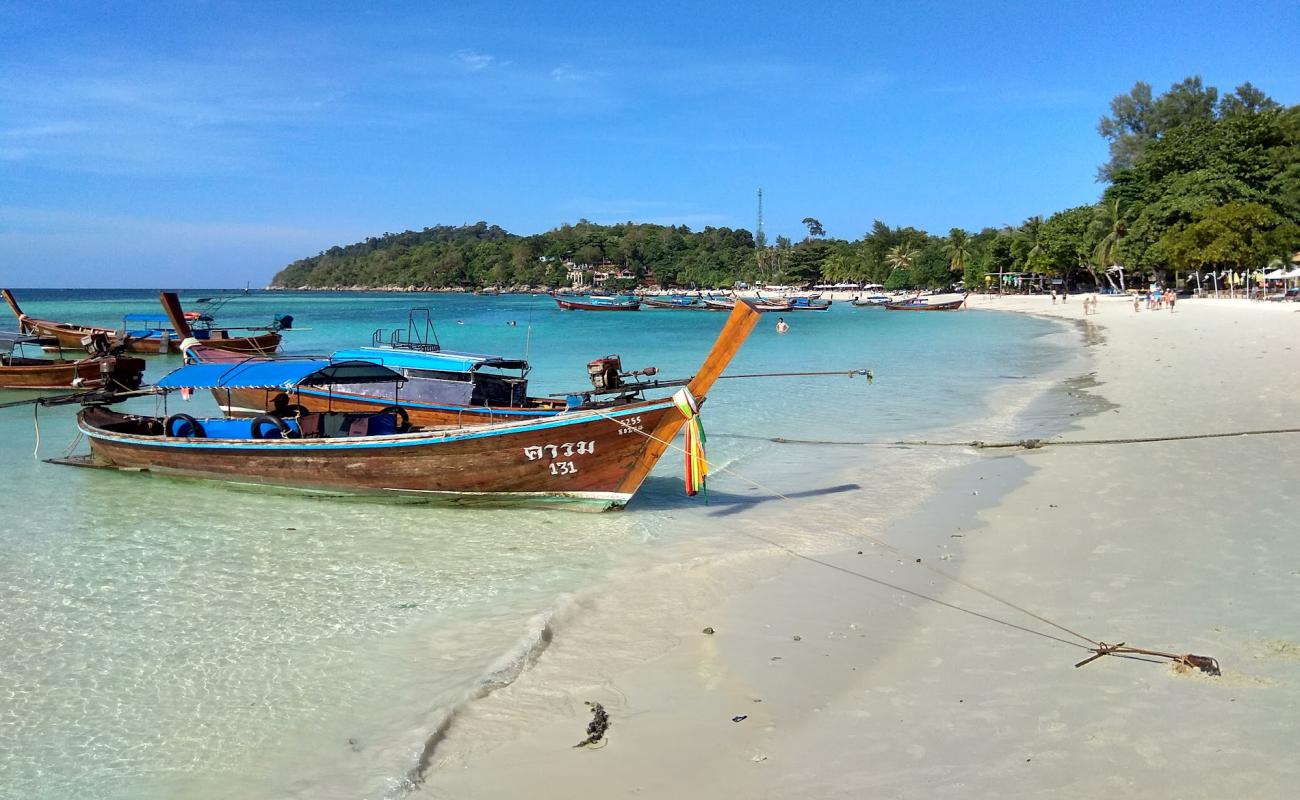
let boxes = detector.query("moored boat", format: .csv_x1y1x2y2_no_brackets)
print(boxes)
0,331,145,391
851,295,892,307
704,296,790,312
57,302,761,511
642,295,701,309
4,289,285,354
883,294,967,311
553,295,641,311
785,296,832,311
183,340,571,425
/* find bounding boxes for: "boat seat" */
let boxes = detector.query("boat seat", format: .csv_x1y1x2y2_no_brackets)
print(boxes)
297,412,324,438
317,411,399,438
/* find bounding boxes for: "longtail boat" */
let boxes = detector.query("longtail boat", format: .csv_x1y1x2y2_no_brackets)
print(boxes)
4,289,285,354
642,295,701,309
183,341,571,425
553,295,641,311
0,331,145,391
177,301,571,425
884,294,967,312
704,296,790,312
850,295,892,307
785,296,832,311
55,301,761,511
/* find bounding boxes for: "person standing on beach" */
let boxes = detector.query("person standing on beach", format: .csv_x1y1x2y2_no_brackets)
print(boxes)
1169,291,1176,312
776,317,789,334
1051,289,1057,304
1133,294,1140,312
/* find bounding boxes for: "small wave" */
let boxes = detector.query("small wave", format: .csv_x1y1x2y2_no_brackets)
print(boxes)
392,601,572,795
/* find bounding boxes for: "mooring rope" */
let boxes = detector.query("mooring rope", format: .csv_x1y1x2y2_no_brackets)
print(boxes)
592,405,1232,673
713,426,1300,451
593,408,1102,652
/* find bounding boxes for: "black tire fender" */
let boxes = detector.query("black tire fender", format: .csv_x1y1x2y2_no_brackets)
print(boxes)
164,413,205,438
378,405,411,432
250,414,296,439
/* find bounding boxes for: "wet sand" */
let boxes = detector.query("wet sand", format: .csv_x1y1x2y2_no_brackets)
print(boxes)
422,294,1300,798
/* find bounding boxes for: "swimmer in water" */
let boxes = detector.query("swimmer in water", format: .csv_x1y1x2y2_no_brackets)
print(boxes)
776,317,789,334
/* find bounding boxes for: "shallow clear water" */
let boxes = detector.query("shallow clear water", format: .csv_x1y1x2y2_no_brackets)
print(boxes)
0,290,1073,798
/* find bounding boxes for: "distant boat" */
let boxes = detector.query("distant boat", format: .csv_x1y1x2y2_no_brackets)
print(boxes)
703,296,789,312
883,295,967,312
785,296,832,311
851,295,892,307
554,295,641,311
642,295,701,309
3,289,284,355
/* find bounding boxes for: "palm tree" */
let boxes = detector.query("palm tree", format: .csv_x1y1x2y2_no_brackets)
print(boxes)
945,228,971,273
886,243,917,271
1093,198,1127,291
1020,216,1045,266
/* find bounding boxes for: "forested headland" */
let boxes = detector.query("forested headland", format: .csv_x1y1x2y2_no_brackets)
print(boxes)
270,77,1300,292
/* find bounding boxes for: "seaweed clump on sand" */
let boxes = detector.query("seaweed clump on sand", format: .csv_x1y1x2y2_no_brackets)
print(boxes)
573,702,610,748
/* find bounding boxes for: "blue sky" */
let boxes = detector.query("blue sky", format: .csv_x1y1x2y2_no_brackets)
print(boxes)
1,1,1297,287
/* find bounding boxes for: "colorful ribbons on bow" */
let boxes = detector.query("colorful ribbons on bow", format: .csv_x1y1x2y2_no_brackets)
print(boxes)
672,388,707,499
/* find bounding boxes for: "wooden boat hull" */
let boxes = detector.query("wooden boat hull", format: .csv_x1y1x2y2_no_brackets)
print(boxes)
554,298,641,311
884,298,966,311
0,354,146,390
78,401,677,510
3,289,281,354
15,316,281,354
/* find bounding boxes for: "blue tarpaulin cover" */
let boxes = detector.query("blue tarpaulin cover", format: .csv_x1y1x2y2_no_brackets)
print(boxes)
156,359,404,390
330,347,525,373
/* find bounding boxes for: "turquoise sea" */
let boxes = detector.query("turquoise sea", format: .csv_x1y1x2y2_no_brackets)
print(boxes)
0,290,1078,798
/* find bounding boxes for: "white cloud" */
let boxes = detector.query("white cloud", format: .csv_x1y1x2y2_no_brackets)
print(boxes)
455,49,501,72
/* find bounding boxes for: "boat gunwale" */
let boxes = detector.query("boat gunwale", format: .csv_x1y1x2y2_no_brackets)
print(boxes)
79,397,677,451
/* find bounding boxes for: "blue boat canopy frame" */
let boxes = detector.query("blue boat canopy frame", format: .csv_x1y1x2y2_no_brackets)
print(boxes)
156,359,406,391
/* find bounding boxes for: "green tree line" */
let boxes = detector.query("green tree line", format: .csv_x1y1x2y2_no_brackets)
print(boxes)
272,77,1300,291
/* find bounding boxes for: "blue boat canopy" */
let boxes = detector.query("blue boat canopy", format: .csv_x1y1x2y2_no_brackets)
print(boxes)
330,346,527,373
156,359,405,390
0,330,57,352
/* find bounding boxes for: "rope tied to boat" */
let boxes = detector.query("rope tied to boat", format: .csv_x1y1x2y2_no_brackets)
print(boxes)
589,405,1221,677
672,388,708,500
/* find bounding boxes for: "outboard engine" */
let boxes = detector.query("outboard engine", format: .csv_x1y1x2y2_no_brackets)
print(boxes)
273,314,294,331
587,355,623,392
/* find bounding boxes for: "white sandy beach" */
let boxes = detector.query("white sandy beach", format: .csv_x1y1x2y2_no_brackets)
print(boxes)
423,295,1300,799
